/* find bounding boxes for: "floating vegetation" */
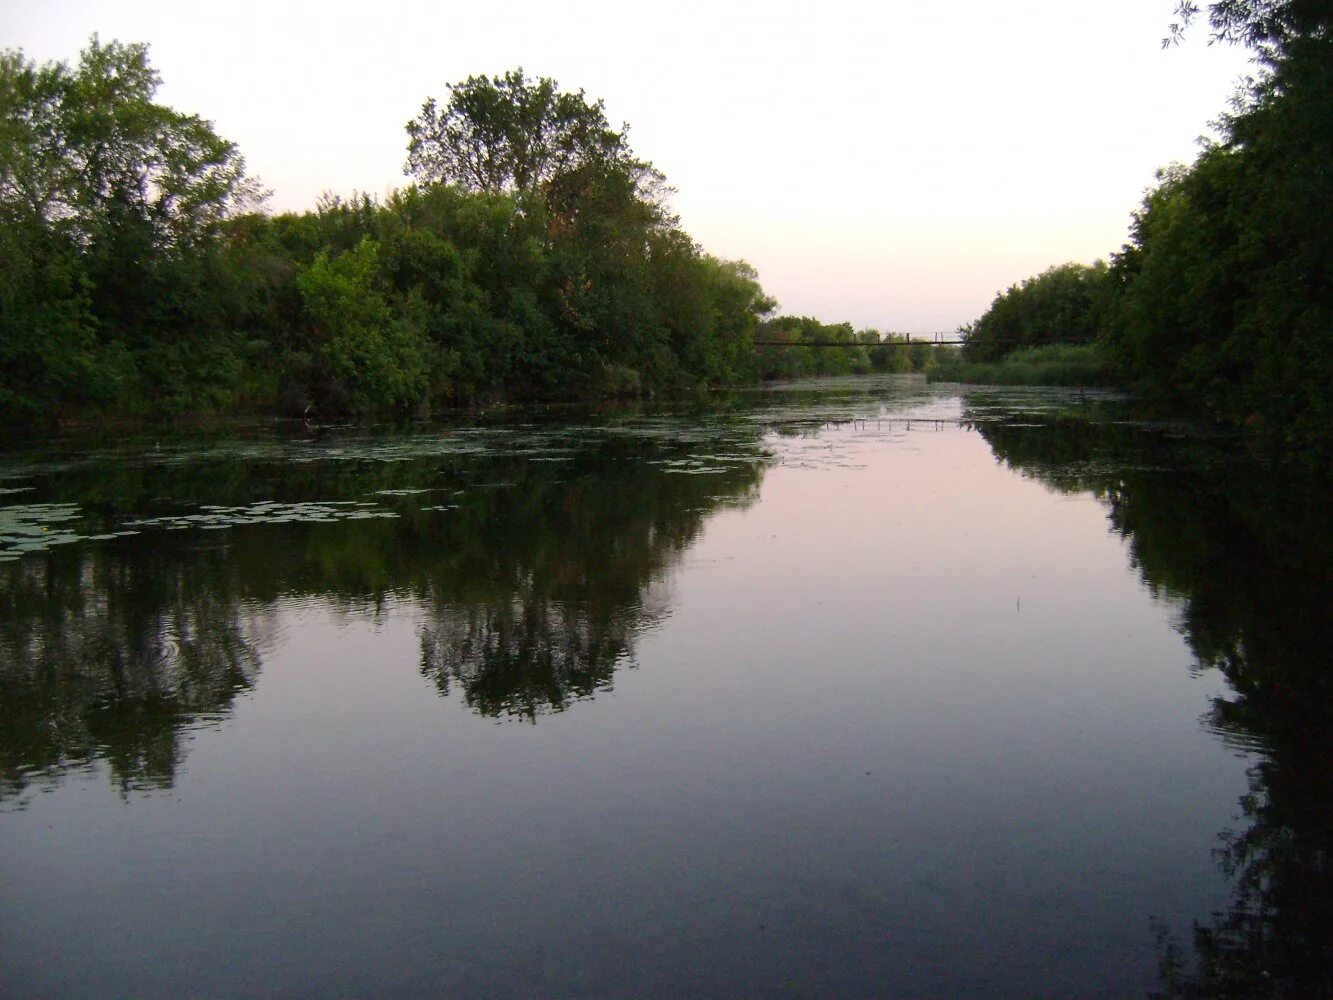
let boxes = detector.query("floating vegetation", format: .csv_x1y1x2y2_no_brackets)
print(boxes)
0,493,405,565
125,501,399,532
0,503,86,560
649,452,763,476
0,383,1141,567
282,437,494,465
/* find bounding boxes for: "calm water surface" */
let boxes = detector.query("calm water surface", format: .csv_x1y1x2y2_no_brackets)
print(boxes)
2,378,1329,997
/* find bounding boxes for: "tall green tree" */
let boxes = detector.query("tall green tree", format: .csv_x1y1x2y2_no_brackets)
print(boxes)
404,69,776,396
405,69,646,201
1105,0,1331,442
1,37,259,255
0,37,262,420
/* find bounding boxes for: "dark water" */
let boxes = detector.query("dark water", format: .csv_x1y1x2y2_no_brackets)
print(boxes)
1,378,1329,998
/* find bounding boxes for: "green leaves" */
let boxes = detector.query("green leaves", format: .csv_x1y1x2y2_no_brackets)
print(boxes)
1108,8,1332,447
962,262,1111,365
405,68,637,201
3,44,782,422
1,37,260,252
297,238,430,415
0,37,266,423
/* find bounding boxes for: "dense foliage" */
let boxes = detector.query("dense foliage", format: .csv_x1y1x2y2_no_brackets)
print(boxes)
1106,5,1331,443
0,38,263,419
961,0,1330,449
960,262,1112,364
0,48,778,427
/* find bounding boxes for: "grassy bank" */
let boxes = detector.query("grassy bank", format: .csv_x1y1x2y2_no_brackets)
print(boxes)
928,344,1116,387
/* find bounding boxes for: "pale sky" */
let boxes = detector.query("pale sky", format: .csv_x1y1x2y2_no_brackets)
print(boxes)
5,0,1254,331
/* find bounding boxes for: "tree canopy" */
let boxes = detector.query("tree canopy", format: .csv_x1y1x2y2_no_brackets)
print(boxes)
404,69,647,201
0,36,260,249
961,262,1111,364
1165,0,1330,61
0,42,779,426
0,37,262,419
956,0,1330,452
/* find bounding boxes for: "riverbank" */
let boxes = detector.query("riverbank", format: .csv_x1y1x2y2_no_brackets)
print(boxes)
928,343,1116,387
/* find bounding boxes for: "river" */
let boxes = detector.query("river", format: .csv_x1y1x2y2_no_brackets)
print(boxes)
1,376,1328,997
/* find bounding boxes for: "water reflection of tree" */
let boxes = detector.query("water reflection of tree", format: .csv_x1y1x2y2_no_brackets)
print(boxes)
976,413,1333,998
420,599,644,719
417,441,761,720
0,549,261,804
0,426,767,795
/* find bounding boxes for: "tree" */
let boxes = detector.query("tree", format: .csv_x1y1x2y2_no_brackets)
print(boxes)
404,69,642,201
0,37,263,420
0,37,261,252
1165,0,1330,62
1100,0,1332,442
962,262,1111,363
0,49,68,229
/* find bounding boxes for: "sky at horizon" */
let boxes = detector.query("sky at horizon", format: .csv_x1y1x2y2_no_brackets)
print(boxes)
6,0,1255,330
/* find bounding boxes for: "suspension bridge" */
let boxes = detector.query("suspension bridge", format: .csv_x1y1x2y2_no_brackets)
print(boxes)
750,333,967,347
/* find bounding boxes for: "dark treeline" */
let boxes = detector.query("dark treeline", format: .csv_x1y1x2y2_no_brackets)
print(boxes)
1,47,784,426
958,0,1330,450
976,407,1333,998
754,315,942,380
